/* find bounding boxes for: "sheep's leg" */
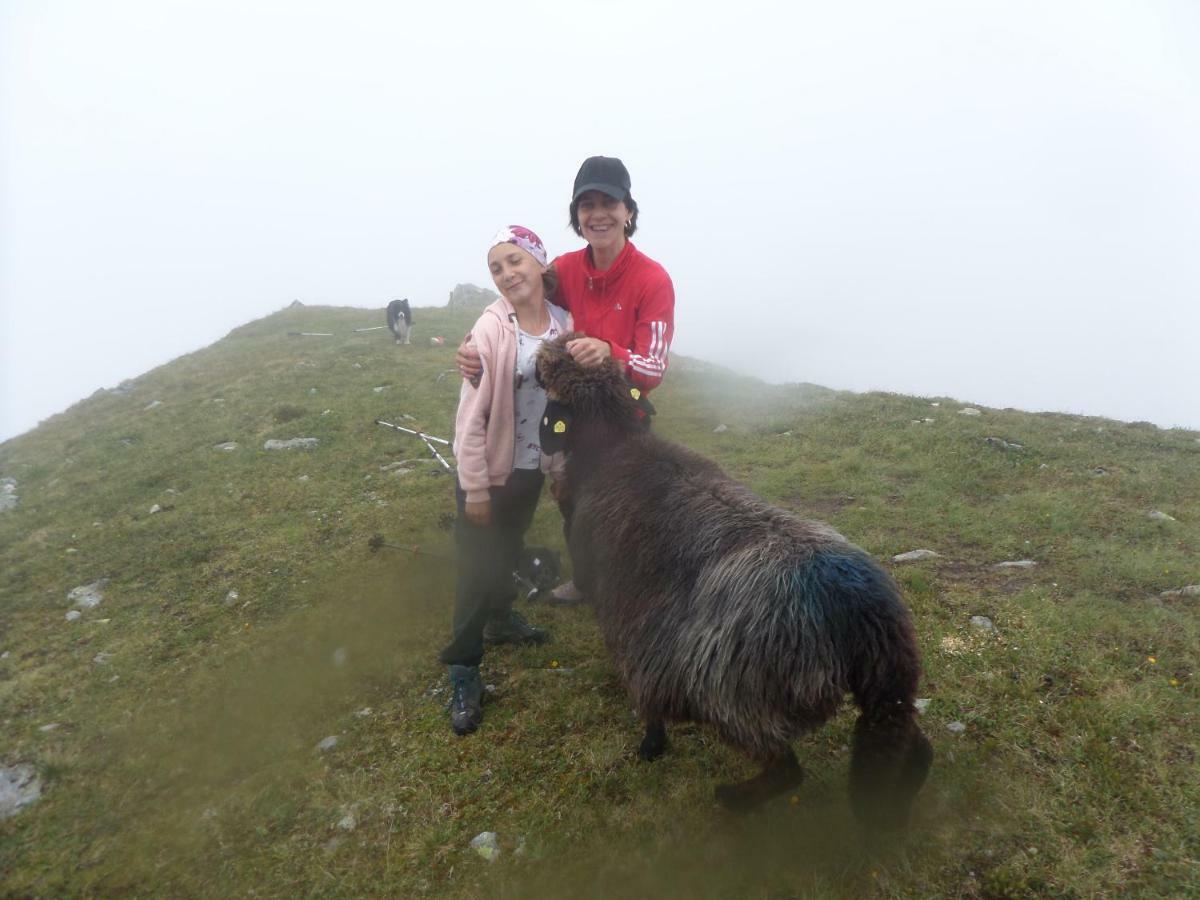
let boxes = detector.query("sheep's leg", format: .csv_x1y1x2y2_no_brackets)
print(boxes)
714,749,804,813
638,719,667,761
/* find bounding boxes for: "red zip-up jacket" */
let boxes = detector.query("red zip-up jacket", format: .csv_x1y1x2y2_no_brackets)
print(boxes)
552,240,675,393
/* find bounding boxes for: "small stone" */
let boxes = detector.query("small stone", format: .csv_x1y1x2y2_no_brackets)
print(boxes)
1148,510,1176,523
308,388,318,395
337,812,357,831
321,409,332,416
353,707,373,718
332,647,348,667
373,386,388,393
958,407,981,416
297,474,310,482
264,438,319,451
713,424,728,433
223,590,239,607
65,610,82,622
143,400,162,411
93,652,112,666
316,735,339,753
992,559,1036,570
38,723,60,732
893,549,940,562
913,699,931,714
969,616,997,634
149,504,162,514
930,402,940,407
946,721,967,734
213,442,238,451
470,831,500,861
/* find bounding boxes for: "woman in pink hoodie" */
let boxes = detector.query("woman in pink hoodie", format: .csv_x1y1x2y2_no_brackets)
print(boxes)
439,225,572,736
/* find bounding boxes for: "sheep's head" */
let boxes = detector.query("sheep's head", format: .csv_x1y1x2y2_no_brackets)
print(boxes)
536,333,646,442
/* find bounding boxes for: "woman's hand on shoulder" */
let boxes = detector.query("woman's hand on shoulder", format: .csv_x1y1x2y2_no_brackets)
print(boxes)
566,336,611,368
456,332,483,383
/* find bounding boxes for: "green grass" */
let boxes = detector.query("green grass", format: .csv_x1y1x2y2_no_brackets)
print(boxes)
1,304,1197,898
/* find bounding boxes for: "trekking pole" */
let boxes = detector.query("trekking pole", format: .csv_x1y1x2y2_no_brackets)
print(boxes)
368,534,540,598
354,325,388,332
367,534,451,558
374,418,455,472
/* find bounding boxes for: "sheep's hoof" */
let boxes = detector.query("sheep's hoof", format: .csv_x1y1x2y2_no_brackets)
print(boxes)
714,753,804,813
638,721,667,761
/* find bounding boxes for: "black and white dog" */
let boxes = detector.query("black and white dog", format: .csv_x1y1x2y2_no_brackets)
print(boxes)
387,298,413,345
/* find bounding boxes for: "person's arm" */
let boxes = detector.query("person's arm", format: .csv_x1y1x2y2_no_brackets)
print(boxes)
611,273,675,391
453,322,496,522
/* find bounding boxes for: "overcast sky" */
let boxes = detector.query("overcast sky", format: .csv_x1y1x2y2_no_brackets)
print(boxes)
3,0,1198,443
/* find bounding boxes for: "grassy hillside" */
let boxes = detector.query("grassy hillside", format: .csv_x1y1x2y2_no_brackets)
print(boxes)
1,303,1197,898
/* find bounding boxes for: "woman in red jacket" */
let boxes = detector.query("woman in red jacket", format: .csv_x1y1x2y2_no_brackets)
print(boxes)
458,156,676,602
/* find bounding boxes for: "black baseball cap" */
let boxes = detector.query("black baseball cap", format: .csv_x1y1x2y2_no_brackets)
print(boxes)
572,156,631,202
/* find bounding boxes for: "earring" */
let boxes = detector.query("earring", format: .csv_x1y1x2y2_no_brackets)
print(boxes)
625,220,632,229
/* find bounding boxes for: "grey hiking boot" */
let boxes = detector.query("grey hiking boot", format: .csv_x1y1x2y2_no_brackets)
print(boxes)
483,610,550,646
448,664,483,735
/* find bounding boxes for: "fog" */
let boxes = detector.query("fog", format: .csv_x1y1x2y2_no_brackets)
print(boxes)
3,0,1199,443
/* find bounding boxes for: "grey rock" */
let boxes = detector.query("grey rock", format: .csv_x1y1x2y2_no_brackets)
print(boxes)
992,559,1036,570
0,764,42,820
65,610,82,622
223,590,239,607
893,549,941,562
469,831,500,861
316,735,339,753
149,504,162,515
985,437,1024,451
353,707,373,718
264,438,319,451
946,721,967,734
913,698,931,714
68,579,108,610
143,400,162,411
39,723,60,732
969,616,997,634
713,424,728,433
0,478,18,512
1160,584,1200,599
93,652,112,666
1148,510,1177,523
447,283,499,311
337,812,357,831
213,442,238,451
958,407,982,416
373,386,388,393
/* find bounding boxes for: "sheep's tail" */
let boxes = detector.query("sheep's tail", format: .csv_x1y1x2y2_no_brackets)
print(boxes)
808,550,934,829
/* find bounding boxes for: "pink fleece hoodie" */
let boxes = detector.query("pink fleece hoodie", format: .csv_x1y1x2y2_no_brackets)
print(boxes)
453,297,572,503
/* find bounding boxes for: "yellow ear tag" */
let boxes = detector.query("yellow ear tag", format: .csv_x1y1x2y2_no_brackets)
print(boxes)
630,388,642,401
554,420,567,434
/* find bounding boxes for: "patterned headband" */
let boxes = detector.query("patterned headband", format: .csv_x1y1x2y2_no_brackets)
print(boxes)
489,225,548,267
